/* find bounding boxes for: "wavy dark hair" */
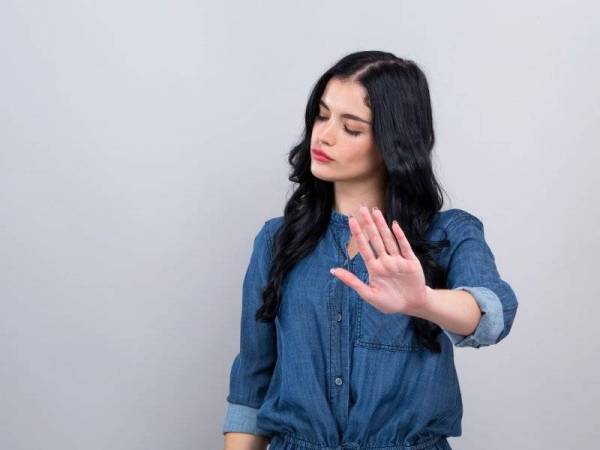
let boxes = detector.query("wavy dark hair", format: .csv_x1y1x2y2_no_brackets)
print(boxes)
256,50,452,353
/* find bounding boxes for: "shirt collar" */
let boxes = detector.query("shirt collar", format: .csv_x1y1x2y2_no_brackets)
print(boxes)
329,208,351,229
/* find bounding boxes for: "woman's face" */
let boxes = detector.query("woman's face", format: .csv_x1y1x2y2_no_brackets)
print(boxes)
310,77,384,182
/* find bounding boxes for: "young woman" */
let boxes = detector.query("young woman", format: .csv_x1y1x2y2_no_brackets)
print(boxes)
222,50,519,450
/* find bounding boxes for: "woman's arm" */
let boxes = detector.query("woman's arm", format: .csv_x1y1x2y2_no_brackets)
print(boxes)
422,212,518,348
222,221,277,440
224,432,269,450
412,286,485,336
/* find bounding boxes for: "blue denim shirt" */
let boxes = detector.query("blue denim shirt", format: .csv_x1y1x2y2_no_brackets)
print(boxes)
223,208,518,450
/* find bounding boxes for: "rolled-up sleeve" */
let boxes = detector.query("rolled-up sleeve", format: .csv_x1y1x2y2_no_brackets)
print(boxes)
223,221,277,436
440,212,519,349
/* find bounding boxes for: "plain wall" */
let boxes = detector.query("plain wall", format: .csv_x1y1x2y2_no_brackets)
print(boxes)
1,1,598,449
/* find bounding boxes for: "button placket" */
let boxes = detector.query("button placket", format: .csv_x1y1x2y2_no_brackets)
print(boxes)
327,223,352,431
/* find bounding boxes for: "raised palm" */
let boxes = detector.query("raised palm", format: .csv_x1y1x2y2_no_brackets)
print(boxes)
331,205,429,316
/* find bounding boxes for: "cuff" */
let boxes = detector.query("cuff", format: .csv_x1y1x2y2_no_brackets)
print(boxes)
442,286,504,348
222,402,266,436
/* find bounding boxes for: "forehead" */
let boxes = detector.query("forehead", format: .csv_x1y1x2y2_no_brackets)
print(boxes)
320,78,371,119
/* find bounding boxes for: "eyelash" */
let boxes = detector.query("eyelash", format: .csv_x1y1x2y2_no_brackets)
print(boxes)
316,115,362,136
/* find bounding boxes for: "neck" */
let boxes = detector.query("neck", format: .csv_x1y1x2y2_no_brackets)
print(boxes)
333,172,386,217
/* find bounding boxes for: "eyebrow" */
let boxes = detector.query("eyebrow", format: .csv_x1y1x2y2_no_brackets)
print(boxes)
319,99,371,124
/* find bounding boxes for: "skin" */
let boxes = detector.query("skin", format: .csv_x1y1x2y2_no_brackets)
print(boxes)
311,77,483,330
224,77,483,450
223,433,269,450
310,77,386,256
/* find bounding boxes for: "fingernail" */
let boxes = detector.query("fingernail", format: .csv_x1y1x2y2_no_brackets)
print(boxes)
330,268,336,275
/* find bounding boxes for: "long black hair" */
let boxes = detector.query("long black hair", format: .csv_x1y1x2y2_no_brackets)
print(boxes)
256,50,451,353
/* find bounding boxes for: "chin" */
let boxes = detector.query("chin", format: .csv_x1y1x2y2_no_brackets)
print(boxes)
311,165,340,182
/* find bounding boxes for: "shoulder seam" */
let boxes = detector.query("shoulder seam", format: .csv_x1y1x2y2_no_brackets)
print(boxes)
445,210,484,233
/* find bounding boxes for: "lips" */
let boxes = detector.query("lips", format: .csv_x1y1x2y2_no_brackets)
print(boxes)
312,148,334,161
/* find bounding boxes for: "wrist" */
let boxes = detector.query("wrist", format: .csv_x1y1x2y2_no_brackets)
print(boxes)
408,285,437,320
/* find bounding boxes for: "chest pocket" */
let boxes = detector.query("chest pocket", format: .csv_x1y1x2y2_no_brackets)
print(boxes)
354,270,422,352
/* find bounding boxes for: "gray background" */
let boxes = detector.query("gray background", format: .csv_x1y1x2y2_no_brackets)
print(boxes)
1,1,598,449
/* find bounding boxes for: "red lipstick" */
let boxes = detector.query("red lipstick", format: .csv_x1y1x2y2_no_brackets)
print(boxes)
312,148,334,162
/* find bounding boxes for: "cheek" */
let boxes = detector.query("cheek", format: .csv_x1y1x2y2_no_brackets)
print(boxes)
345,138,377,163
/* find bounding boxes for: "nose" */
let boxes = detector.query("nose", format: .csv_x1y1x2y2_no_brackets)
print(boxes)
316,120,336,146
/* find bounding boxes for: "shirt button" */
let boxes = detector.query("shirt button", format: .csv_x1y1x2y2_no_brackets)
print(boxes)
336,312,342,322
335,377,343,386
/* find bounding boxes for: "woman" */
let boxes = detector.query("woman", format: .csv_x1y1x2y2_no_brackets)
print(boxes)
222,50,519,450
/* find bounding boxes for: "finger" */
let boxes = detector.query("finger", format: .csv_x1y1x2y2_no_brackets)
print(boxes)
358,205,388,259
371,207,401,256
392,220,417,260
349,214,376,263
330,266,371,300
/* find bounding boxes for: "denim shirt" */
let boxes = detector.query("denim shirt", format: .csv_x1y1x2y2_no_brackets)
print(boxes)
223,208,519,450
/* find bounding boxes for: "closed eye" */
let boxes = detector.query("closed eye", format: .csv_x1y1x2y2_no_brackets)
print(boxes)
315,115,362,136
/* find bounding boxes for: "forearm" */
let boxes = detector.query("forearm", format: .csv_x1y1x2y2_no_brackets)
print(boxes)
224,432,269,450
411,286,483,336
